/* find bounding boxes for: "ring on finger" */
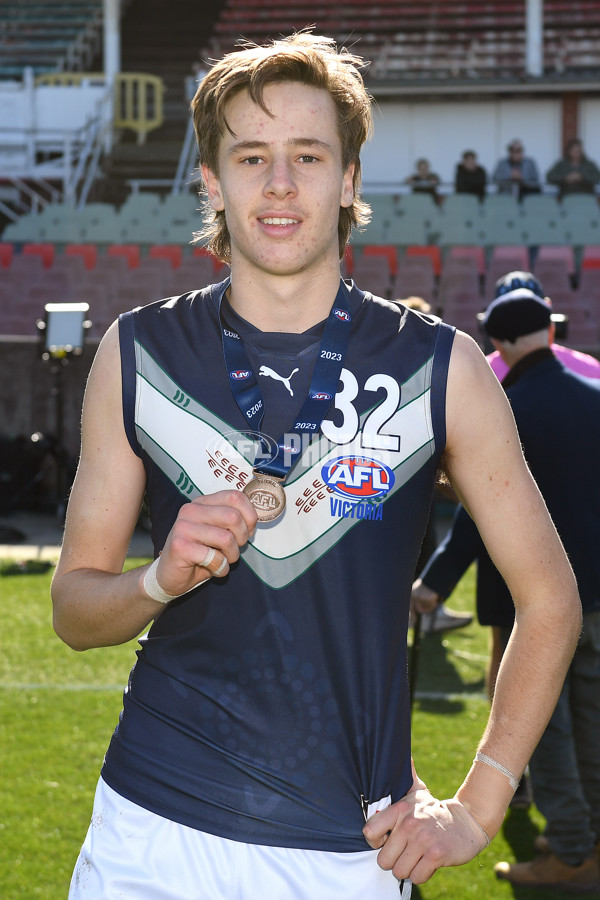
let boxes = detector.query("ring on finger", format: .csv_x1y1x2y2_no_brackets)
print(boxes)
213,556,228,577
201,547,216,569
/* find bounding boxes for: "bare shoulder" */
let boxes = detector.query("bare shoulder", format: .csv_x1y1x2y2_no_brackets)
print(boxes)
447,329,498,387
445,330,514,452
84,319,121,401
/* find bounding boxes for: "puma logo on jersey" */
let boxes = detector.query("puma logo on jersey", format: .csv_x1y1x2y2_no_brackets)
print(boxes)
259,365,299,397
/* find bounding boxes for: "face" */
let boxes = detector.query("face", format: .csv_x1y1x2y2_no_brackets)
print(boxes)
509,144,524,159
202,81,355,281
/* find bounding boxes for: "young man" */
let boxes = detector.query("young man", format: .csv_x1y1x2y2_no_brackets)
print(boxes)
52,34,580,899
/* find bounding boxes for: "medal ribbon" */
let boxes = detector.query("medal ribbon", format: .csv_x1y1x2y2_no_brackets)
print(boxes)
220,279,353,480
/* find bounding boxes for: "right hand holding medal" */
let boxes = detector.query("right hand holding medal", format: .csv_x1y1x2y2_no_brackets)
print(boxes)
149,490,257,598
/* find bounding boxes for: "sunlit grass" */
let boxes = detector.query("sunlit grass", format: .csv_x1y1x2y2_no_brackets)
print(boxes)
1,558,555,898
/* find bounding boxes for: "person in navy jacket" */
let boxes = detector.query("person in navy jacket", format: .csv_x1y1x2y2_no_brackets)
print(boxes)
415,282,600,892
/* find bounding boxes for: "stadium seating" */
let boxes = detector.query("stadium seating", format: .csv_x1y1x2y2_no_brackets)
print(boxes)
351,254,395,299
1,239,599,352
0,1,103,78
205,0,600,81
1,183,600,354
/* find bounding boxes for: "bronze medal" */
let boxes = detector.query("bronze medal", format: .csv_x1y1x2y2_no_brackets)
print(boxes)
243,474,286,522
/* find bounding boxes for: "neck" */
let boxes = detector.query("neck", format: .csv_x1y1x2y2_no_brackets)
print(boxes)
496,332,551,369
227,264,343,334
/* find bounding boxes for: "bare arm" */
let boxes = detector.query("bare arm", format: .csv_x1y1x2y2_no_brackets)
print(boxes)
364,331,581,882
51,320,257,651
445,333,580,823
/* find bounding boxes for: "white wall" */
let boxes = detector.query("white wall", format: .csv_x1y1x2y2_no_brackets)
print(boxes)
362,96,565,189
579,98,600,159
0,73,111,174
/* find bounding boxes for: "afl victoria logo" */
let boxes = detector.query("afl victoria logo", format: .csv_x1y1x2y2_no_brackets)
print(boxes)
321,456,395,500
310,391,332,401
230,370,251,381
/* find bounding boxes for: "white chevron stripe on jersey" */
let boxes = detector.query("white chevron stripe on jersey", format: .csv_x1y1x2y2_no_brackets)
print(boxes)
134,341,436,588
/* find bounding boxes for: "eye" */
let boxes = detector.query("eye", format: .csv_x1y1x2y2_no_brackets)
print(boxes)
299,155,318,163
243,156,263,166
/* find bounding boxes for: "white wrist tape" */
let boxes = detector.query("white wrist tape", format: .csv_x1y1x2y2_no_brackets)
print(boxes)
475,752,519,791
142,558,212,605
142,558,180,604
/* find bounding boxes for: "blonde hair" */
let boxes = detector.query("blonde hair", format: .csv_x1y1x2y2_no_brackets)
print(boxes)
190,32,373,263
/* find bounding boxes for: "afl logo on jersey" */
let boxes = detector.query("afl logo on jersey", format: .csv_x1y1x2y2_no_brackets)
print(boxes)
321,455,395,500
310,391,332,401
230,370,252,381
333,308,351,322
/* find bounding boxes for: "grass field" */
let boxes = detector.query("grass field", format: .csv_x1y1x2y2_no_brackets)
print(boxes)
0,557,566,899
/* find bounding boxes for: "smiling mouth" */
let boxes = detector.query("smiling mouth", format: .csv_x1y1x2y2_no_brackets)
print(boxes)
259,217,299,226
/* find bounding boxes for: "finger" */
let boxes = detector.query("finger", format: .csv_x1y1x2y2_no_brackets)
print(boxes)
200,546,229,579
377,833,408,871
190,490,258,533
379,826,441,883
177,502,255,553
363,803,403,848
158,525,241,594
396,853,439,886
172,523,243,567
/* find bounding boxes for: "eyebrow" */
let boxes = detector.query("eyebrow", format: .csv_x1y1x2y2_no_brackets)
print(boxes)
227,138,334,156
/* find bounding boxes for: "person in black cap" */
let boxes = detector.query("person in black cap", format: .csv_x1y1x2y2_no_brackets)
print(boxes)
488,277,600,888
486,271,600,382
415,271,600,891
482,277,551,345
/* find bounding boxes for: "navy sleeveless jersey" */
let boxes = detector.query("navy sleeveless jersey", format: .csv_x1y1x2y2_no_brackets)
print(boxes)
102,278,455,852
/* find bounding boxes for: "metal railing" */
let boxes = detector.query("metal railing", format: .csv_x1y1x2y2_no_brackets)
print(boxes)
36,71,165,144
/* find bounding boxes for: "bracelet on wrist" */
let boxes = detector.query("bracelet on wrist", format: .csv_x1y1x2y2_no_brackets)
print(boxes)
474,751,519,792
462,805,491,849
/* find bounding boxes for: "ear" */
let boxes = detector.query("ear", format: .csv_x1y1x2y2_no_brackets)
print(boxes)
201,163,225,212
340,162,355,209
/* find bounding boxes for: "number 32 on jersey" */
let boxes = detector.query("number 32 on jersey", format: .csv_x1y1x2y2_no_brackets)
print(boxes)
321,368,401,452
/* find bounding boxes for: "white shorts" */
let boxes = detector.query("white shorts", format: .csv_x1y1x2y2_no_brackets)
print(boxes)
69,779,410,900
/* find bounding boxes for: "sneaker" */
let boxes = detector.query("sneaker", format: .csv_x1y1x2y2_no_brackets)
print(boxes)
494,852,600,893
421,603,473,634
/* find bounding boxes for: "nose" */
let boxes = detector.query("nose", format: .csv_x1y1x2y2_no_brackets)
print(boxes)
264,157,297,198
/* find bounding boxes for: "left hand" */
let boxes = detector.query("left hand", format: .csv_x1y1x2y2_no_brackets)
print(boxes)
363,764,489,884
410,578,440,615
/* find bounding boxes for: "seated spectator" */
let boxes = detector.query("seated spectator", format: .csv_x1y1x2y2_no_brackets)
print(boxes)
546,138,600,198
455,150,487,200
405,158,441,204
493,139,541,200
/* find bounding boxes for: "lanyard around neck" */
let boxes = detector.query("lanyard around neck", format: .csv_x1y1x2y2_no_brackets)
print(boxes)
220,279,353,481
